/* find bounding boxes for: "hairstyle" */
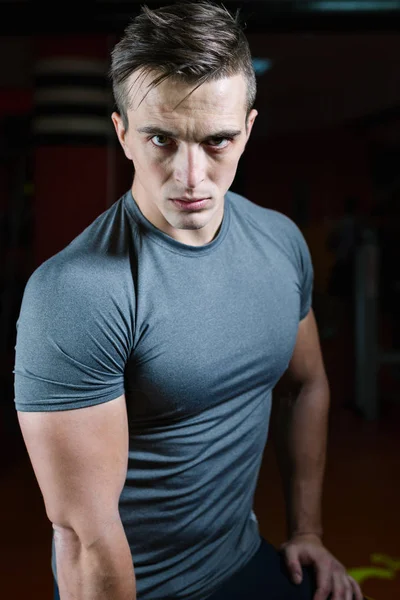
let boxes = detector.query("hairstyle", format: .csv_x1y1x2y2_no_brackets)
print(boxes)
109,0,257,130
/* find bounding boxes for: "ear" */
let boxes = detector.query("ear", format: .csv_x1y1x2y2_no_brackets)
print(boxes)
111,112,133,160
245,109,258,143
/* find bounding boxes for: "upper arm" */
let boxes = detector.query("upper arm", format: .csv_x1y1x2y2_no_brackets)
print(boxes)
287,309,328,387
17,394,128,546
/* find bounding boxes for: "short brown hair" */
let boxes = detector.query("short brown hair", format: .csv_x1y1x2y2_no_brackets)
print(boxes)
109,0,257,130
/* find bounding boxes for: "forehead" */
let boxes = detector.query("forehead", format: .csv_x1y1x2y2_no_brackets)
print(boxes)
127,70,247,128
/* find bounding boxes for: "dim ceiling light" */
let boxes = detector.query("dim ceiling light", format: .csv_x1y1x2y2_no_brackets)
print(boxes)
252,58,273,76
311,1,399,10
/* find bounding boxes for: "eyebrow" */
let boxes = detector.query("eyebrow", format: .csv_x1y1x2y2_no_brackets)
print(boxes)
136,125,242,141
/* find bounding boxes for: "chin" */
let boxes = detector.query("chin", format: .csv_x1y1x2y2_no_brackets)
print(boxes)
172,215,207,229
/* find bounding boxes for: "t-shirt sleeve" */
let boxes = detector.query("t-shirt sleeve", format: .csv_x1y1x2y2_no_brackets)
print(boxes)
14,258,134,412
275,213,314,321
291,222,314,320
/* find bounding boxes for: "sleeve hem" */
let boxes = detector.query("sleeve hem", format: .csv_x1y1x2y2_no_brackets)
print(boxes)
300,304,312,321
15,387,126,412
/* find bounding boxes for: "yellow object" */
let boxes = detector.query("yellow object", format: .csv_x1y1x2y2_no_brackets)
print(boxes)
346,553,400,598
347,566,395,584
370,553,400,572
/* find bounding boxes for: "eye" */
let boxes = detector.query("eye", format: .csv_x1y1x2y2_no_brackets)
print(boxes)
150,135,233,150
151,135,172,148
207,137,231,150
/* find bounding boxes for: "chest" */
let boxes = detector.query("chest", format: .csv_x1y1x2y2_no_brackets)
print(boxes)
124,245,302,423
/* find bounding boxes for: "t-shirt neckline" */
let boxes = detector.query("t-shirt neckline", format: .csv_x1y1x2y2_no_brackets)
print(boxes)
124,189,231,257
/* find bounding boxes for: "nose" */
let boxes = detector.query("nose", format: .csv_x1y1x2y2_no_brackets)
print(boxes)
173,144,206,190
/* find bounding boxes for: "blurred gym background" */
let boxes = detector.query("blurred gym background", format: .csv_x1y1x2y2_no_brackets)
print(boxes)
0,1,399,598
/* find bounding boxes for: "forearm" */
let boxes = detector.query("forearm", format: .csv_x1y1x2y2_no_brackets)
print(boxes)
272,376,330,539
54,518,136,600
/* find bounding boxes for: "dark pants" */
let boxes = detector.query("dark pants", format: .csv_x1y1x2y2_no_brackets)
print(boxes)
53,536,364,599
205,537,317,599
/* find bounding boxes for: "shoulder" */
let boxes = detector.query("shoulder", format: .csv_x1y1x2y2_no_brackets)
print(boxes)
227,190,310,258
20,196,137,323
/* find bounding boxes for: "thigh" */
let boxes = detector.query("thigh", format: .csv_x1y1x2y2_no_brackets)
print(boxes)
207,537,316,600
54,579,60,600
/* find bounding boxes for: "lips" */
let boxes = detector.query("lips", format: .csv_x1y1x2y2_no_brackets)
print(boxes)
173,198,209,203
171,197,210,210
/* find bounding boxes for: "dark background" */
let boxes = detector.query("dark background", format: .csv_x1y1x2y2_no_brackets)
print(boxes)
1,1,399,598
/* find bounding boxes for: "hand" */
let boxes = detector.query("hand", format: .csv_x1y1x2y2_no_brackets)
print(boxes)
280,533,364,600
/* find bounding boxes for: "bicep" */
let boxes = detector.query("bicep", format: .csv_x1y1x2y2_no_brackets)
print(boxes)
17,394,128,546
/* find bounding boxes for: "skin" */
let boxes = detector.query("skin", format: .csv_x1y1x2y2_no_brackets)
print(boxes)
112,69,363,600
112,70,257,246
274,309,363,600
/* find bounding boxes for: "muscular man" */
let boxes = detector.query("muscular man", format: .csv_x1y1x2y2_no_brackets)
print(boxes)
15,2,364,599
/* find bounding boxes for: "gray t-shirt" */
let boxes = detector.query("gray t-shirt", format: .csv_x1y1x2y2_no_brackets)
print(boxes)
14,189,313,600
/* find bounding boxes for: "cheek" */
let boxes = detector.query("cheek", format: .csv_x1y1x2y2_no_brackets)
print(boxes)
132,146,157,173
137,153,169,187
215,156,241,182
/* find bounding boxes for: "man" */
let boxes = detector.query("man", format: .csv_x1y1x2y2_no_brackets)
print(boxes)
14,2,364,599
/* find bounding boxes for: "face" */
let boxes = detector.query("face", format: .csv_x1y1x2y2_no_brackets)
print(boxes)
112,70,257,246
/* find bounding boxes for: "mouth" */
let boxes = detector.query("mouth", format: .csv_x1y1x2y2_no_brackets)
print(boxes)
170,197,211,211
171,197,210,203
